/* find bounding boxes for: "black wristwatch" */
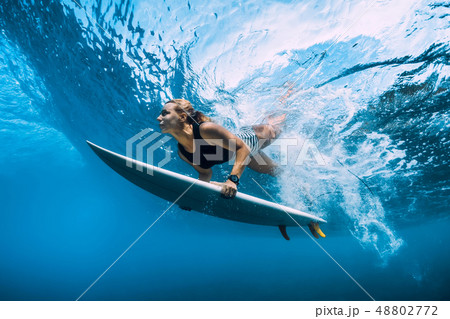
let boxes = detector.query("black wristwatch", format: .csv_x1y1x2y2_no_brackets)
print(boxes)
228,175,240,185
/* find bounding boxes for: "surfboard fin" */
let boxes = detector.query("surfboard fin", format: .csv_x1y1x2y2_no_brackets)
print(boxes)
313,223,326,238
278,225,290,240
308,222,326,238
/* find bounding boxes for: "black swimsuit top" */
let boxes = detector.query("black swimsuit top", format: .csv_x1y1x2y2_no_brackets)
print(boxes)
177,122,234,169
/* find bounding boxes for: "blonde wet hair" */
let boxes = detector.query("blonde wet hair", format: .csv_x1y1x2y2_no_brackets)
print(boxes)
166,99,211,124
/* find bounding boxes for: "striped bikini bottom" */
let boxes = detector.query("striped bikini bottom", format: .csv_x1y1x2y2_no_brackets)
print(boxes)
235,126,261,157
216,126,261,166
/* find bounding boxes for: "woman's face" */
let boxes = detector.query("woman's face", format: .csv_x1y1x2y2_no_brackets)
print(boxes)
156,103,185,133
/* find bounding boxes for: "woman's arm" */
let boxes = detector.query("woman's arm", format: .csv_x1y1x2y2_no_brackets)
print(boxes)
199,122,251,198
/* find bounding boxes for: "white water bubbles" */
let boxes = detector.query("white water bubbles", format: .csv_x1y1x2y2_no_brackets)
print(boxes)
340,181,404,261
259,84,407,260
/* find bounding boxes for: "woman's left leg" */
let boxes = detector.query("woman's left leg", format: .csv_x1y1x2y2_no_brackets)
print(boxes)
251,113,286,149
247,151,281,177
241,113,286,176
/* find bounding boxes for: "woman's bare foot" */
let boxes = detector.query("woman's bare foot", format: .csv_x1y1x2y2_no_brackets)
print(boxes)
267,113,287,127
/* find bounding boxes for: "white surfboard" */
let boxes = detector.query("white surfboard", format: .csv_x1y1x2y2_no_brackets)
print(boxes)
87,141,326,238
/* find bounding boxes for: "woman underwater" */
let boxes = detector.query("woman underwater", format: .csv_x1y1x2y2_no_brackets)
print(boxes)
157,99,285,199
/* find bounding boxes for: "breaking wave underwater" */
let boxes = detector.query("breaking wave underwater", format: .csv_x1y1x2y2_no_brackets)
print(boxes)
0,0,449,300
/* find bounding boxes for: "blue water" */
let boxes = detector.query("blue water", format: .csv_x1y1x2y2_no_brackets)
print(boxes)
0,0,449,300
